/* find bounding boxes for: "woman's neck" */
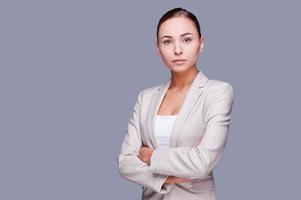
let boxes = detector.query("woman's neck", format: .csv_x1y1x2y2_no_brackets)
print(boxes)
169,67,199,89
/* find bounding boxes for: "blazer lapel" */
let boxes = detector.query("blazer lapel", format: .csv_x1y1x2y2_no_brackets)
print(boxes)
148,70,209,149
147,80,171,149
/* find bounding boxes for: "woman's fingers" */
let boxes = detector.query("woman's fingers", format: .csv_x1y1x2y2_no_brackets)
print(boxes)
165,176,193,184
139,146,154,164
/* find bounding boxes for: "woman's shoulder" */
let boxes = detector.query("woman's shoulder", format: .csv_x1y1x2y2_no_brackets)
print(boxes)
133,84,163,107
204,79,234,99
138,83,164,97
206,79,233,91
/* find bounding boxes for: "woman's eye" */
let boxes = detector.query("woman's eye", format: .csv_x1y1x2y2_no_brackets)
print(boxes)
183,38,192,43
163,40,172,45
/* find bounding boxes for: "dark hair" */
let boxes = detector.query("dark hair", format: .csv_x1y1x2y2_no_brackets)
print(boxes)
156,7,202,43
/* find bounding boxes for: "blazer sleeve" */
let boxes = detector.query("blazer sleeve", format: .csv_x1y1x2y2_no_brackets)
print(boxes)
149,83,234,179
117,90,172,194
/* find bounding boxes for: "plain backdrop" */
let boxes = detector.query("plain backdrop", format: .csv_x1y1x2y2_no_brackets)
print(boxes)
1,0,300,199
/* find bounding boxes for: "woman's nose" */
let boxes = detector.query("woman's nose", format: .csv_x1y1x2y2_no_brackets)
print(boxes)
174,42,183,55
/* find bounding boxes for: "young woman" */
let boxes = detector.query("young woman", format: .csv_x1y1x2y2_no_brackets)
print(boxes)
118,7,234,200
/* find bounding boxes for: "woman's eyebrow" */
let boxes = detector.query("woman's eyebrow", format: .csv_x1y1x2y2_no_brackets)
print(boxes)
160,32,193,40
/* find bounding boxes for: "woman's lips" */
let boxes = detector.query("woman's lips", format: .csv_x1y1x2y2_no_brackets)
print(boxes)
172,59,187,65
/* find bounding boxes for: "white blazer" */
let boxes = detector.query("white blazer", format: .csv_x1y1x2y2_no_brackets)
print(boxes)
117,70,234,200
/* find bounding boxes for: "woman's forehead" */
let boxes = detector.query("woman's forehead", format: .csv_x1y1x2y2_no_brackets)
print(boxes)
158,16,198,38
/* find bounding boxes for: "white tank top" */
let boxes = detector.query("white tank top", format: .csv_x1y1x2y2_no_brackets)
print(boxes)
154,115,177,148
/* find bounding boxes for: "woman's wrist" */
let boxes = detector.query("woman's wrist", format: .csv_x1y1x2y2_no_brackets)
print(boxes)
164,176,193,184
164,176,173,184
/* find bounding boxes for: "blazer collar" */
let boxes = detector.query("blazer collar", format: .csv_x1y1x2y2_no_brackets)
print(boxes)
147,70,209,148
156,69,208,93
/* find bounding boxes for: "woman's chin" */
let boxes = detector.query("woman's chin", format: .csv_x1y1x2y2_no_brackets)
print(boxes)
169,65,192,73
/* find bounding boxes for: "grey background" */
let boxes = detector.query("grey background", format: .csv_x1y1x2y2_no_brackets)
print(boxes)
1,0,300,199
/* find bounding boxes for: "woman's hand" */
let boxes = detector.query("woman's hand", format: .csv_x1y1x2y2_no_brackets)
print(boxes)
138,146,154,165
164,176,193,184
138,146,193,184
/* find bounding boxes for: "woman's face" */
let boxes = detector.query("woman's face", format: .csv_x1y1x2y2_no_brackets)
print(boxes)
156,16,204,73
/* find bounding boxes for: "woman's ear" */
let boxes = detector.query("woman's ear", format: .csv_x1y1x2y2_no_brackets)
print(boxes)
199,35,204,53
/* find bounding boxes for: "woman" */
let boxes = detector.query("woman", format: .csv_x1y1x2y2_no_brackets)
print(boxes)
117,7,234,200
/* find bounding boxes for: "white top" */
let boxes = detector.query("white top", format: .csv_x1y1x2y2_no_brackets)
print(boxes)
154,115,177,148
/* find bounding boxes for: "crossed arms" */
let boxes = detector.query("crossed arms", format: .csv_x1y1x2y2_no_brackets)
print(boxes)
117,83,234,194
